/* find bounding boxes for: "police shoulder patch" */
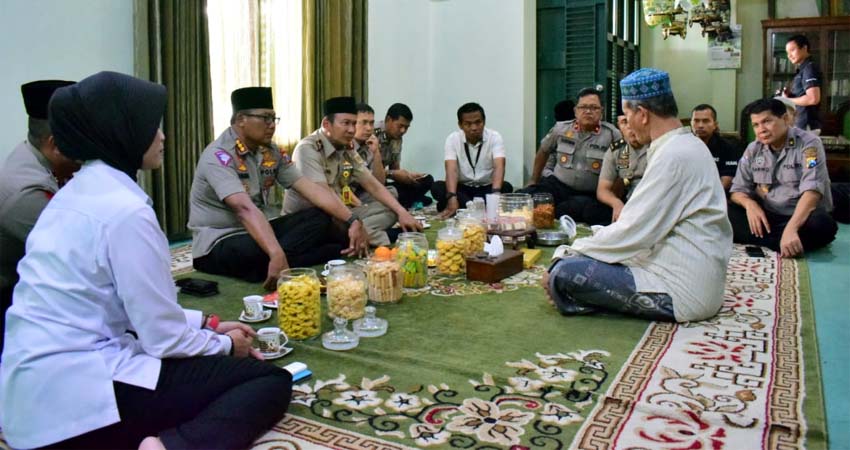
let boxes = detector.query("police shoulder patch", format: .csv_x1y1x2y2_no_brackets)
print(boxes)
803,146,818,168
214,150,232,166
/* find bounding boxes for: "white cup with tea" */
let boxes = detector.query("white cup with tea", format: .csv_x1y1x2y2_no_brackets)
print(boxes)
257,327,288,354
242,295,264,320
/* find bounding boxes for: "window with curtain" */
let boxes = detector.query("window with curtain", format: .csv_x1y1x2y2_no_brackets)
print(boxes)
207,0,303,151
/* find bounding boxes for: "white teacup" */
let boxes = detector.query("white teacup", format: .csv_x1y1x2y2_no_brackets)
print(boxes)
324,259,346,272
257,327,288,354
242,295,264,319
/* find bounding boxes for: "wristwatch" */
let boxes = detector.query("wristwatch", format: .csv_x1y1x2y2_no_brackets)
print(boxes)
492,188,501,193
446,192,457,200
203,313,220,331
345,213,361,228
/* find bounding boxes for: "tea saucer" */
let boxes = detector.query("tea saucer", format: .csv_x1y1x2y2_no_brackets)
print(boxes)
256,346,293,360
239,310,272,323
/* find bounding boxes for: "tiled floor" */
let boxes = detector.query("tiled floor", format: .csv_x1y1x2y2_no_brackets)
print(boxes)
808,223,850,449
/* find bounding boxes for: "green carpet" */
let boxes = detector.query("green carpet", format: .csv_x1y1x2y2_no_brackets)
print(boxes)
174,230,826,449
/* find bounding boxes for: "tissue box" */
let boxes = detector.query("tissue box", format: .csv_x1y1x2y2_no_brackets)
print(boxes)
466,250,523,283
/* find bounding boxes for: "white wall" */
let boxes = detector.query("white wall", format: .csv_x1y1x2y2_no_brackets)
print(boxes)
0,0,135,161
368,0,536,187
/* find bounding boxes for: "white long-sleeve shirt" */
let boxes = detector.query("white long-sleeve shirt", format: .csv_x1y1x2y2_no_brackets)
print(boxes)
570,127,733,322
1,161,231,448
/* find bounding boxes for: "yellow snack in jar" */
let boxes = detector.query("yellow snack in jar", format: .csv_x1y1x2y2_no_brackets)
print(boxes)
277,273,321,339
437,238,466,275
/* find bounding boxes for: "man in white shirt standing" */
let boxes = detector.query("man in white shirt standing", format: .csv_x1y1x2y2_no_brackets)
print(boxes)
433,102,513,218
543,68,732,323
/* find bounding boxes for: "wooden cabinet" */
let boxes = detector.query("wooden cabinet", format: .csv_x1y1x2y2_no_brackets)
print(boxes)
762,17,850,136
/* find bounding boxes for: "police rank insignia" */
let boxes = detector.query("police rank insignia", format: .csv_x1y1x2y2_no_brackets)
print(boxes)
803,147,818,168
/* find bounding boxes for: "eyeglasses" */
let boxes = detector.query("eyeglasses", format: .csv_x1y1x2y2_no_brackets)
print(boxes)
575,105,602,113
244,113,281,125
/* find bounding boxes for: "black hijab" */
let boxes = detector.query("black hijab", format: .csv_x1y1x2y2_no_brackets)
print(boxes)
48,71,166,181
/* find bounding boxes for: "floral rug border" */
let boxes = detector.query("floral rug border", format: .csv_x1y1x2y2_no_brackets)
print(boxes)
571,249,808,449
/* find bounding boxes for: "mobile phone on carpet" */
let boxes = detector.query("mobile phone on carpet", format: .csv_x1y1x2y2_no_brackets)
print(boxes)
745,246,765,258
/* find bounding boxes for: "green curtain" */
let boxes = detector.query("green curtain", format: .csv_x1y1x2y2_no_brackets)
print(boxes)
135,0,213,240
301,0,368,135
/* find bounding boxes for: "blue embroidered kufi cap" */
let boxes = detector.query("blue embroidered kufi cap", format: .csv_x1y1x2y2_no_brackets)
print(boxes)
620,68,672,100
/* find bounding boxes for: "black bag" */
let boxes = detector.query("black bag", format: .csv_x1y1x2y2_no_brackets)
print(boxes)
175,278,219,297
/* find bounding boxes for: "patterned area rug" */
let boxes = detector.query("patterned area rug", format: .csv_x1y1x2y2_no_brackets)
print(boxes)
571,251,824,449
0,245,824,449
242,245,824,449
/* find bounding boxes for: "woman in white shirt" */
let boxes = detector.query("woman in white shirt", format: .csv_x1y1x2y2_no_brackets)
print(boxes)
1,72,292,449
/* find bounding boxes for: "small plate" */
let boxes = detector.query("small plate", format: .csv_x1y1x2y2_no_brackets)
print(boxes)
256,346,293,360
239,310,272,323
263,300,278,309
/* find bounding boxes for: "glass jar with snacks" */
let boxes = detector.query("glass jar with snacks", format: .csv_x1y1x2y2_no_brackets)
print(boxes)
456,210,487,256
366,256,402,303
498,193,534,231
532,192,555,229
277,268,321,340
396,232,429,288
326,266,368,320
436,220,466,275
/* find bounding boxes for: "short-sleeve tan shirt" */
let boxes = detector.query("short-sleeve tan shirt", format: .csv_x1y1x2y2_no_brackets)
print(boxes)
282,130,371,214
188,127,302,258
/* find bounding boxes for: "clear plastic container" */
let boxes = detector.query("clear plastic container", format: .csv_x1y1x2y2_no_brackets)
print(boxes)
366,257,403,303
533,192,555,229
277,268,322,340
456,211,487,256
326,266,368,320
436,221,466,275
396,232,429,288
498,193,534,231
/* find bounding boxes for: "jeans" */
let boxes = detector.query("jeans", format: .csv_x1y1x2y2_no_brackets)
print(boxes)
548,255,675,321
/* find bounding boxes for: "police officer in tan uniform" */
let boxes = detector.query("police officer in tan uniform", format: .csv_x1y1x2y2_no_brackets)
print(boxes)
596,114,648,224
529,99,574,185
0,80,78,338
730,98,837,257
283,96,420,247
522,88,621,224
374,103,433,208
189,88,369,290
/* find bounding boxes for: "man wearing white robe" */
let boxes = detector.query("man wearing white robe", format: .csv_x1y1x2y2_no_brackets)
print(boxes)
543,68,733,323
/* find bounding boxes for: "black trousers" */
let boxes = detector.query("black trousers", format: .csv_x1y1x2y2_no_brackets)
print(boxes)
194,208,344,282
431,180,514,212
727,202,837,252
0,284,11,358
519,175,611,225
44,355,293,450
832,182,850,224
389,174,434,208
